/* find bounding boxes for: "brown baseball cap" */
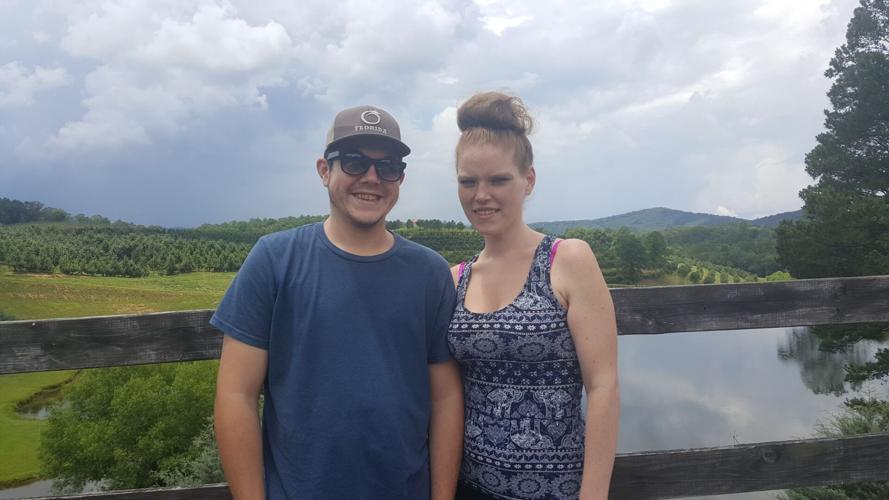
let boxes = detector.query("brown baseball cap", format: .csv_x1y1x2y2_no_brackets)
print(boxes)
325,105,411,157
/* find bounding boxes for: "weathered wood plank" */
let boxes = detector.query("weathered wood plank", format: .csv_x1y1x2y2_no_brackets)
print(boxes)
23,484,231,500
18,433,889,499
613,275,889,334
2,276,888,374
0,310,219,374
609,432,889,499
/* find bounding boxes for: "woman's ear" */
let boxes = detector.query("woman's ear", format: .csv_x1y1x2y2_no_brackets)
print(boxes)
525,166,536,195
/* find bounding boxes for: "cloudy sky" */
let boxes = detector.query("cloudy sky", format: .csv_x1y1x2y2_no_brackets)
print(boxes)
0,0,859,227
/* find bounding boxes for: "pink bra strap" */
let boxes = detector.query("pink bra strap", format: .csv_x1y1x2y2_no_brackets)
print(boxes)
458,261,467,281
549,239,563,266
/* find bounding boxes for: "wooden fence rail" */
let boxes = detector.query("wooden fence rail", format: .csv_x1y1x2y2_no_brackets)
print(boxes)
3,275,889,499
26,433,889,500
3,276,888,375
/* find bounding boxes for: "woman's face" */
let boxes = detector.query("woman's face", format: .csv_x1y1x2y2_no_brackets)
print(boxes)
456,143,535,236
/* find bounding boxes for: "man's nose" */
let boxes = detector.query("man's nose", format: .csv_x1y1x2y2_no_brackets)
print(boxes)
359,162,382,183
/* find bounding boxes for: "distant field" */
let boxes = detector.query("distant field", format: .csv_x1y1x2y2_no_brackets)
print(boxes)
0,266,233,487
0,266,234,320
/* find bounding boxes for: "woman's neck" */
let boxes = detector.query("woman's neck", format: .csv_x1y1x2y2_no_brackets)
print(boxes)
479,222,542,260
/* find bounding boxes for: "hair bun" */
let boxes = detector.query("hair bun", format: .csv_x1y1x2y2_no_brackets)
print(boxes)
457,92,533,135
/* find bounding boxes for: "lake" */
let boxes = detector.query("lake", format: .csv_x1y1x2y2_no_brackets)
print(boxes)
616,325,886,500
1,326,885,499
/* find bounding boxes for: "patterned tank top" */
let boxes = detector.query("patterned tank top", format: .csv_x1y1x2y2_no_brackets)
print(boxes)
448,235,584,499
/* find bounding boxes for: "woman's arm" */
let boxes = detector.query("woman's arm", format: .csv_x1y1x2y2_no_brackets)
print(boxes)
551,239,620,500
429,359,464,500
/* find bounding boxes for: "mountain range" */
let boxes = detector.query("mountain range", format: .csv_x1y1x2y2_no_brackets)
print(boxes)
530,207,805,234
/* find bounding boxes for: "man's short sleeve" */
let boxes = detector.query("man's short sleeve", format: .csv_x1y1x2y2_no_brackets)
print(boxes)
427,259,457,363
210,238,277,350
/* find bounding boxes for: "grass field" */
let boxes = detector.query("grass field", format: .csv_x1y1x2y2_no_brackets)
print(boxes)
0,266,233,487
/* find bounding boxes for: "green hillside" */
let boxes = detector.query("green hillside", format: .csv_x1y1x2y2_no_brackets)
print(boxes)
531,207,803,234
751,210,805,228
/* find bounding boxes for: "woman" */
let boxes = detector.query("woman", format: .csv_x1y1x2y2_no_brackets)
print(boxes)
447,92,620,500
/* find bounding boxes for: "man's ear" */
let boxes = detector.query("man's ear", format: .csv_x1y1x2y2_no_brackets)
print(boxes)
525,166,536,195
317,158,330,187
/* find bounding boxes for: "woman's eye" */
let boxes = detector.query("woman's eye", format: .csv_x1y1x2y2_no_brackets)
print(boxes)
459,180,476,187
490,178,509,185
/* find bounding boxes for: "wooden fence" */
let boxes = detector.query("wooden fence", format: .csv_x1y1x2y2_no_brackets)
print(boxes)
2,275,888,499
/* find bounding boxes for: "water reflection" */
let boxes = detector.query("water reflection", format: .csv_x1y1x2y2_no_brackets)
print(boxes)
616,326,887,500
777,326,884,395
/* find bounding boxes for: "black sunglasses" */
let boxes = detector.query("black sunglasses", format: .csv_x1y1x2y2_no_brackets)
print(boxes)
325,150,406,182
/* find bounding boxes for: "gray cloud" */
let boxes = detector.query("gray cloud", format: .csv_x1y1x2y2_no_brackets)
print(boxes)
0,0,859,226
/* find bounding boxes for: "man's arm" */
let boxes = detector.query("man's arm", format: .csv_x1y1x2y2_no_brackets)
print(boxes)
215,335,269,500
428,358,463,500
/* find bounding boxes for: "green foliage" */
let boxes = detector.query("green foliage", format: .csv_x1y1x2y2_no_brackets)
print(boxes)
395,228,483,264
780,398,889,499
701,271,715,284
675,263,690,277
0,198,72,225
664,224,780,276
186,215,326,243
387,219,465,230
0,214,484,275
39,362,217,493
765,270,793,281
643,231,668,269
153,417,224,487
614,229,648,283
0,224,251,276
687,270,701,283
777,187,889,278
846,346,889,383
0,311,13,321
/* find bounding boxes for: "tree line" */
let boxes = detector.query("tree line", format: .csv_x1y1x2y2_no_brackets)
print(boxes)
0,219,482,277
0,216,770,284
0,197,111,225
0,225,252,277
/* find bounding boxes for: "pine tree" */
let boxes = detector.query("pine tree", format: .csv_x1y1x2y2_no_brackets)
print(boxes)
776,0,889,279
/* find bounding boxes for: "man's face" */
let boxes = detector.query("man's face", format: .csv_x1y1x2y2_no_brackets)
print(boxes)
317,142,404,230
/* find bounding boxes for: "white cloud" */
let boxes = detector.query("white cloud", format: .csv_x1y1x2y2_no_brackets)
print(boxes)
287,0,466,103
46,0,294,151
0,62,69,108
140,3,292,72
482,15,532,36
694,144,811,219
715,206,737,217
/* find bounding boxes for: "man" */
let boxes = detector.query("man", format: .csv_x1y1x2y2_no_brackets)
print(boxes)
212,106,463,500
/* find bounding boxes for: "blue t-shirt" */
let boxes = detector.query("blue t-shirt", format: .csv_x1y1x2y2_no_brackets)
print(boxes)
210,222,456,500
